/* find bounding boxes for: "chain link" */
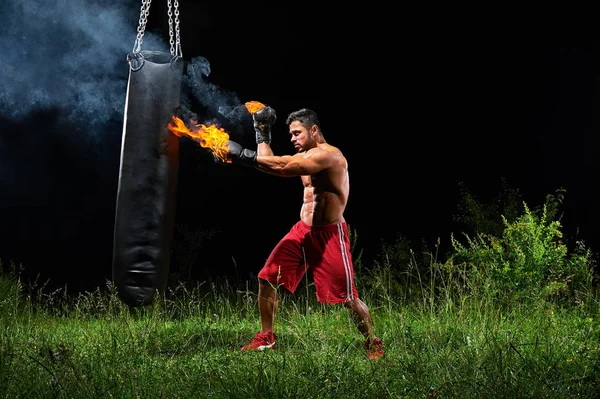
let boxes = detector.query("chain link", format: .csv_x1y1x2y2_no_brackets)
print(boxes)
174,0,182,57
133,0,151,53
167,0,174,55
167,0,182,57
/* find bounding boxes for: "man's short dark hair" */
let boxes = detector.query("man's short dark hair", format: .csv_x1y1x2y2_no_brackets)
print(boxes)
286,108,321,131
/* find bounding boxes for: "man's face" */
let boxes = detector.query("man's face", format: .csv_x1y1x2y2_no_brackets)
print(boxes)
289,121,313,153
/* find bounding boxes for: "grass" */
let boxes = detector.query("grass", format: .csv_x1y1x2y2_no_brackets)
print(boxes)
1,267,599,399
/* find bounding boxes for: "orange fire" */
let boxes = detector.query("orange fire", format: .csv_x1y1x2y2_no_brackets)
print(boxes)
245,101,266,114
167,115,230,162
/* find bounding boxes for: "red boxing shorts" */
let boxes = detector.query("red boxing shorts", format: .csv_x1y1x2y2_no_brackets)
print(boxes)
258,220,359,304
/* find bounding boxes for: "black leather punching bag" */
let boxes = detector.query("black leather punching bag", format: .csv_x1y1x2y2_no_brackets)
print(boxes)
112,50,183,306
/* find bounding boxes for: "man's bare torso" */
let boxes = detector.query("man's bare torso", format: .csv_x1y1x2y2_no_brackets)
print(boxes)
299,143,349,226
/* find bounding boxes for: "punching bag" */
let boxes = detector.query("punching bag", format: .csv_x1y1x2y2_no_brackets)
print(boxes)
113,0,184,306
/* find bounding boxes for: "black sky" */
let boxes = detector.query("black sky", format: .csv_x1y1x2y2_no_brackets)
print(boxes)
1,1,599,292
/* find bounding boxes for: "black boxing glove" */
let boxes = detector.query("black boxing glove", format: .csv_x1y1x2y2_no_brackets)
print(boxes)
227,140,257,166
252,106,277,144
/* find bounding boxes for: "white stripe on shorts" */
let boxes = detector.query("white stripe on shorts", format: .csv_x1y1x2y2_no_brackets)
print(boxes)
337,223,353,300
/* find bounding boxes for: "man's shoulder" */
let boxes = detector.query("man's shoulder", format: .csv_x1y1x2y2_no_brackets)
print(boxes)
317,143,344,156
305,145,343,161
311,145,347,170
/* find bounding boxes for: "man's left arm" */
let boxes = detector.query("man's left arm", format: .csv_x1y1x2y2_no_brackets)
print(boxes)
226,141,334,177
256,151,334,177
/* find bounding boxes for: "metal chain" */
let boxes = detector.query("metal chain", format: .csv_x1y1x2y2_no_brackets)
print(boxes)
174,0,182,57
167,0,182,57
133,0,151,53
132,0,181,56
167,0,174,55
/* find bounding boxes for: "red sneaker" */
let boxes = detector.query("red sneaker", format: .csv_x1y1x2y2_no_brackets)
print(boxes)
365,337,384,360
241,331,277,351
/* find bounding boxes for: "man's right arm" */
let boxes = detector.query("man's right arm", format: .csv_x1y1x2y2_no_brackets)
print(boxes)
226,105,276,167
253,107,276,156
257,142,274,157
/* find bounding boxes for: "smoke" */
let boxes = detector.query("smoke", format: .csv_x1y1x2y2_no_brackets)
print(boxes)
0,0,254,134
182,56,252,137
0,0,167,125
0,0,172,214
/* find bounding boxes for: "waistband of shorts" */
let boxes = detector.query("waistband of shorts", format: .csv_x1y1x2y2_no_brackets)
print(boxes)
296,220,346,233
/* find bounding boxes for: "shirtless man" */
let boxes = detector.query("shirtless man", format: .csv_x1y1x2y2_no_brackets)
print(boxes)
226,107,383,360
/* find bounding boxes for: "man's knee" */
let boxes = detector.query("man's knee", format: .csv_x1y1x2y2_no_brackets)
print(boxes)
343,298,357,309
344,298,368,312
259,278,275,292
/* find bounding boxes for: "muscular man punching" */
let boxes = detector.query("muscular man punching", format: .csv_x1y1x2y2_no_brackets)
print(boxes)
227,107,383,360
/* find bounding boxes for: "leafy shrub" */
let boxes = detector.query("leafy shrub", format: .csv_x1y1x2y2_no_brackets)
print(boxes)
447,202,595,307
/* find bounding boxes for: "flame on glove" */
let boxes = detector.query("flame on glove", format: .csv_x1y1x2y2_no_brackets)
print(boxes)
168,115,231,162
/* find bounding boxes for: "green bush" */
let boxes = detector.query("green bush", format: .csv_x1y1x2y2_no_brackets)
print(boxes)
447,202,595,306
356,184,596,311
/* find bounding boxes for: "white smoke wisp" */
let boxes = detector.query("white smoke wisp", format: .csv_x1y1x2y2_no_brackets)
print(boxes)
0,0,167,125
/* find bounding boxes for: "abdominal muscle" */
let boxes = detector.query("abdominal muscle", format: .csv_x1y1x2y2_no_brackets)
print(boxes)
300,187,345,226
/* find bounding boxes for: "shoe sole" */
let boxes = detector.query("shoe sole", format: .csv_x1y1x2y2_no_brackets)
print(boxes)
241,342,277,351
256,342,276,350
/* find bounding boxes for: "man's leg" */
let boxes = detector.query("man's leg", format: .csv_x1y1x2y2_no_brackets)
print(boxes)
241,278,279,351
258,278,278,332
344,298,375,340
344,298,384,359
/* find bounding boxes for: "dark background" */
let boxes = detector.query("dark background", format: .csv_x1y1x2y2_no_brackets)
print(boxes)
1,1,599,293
